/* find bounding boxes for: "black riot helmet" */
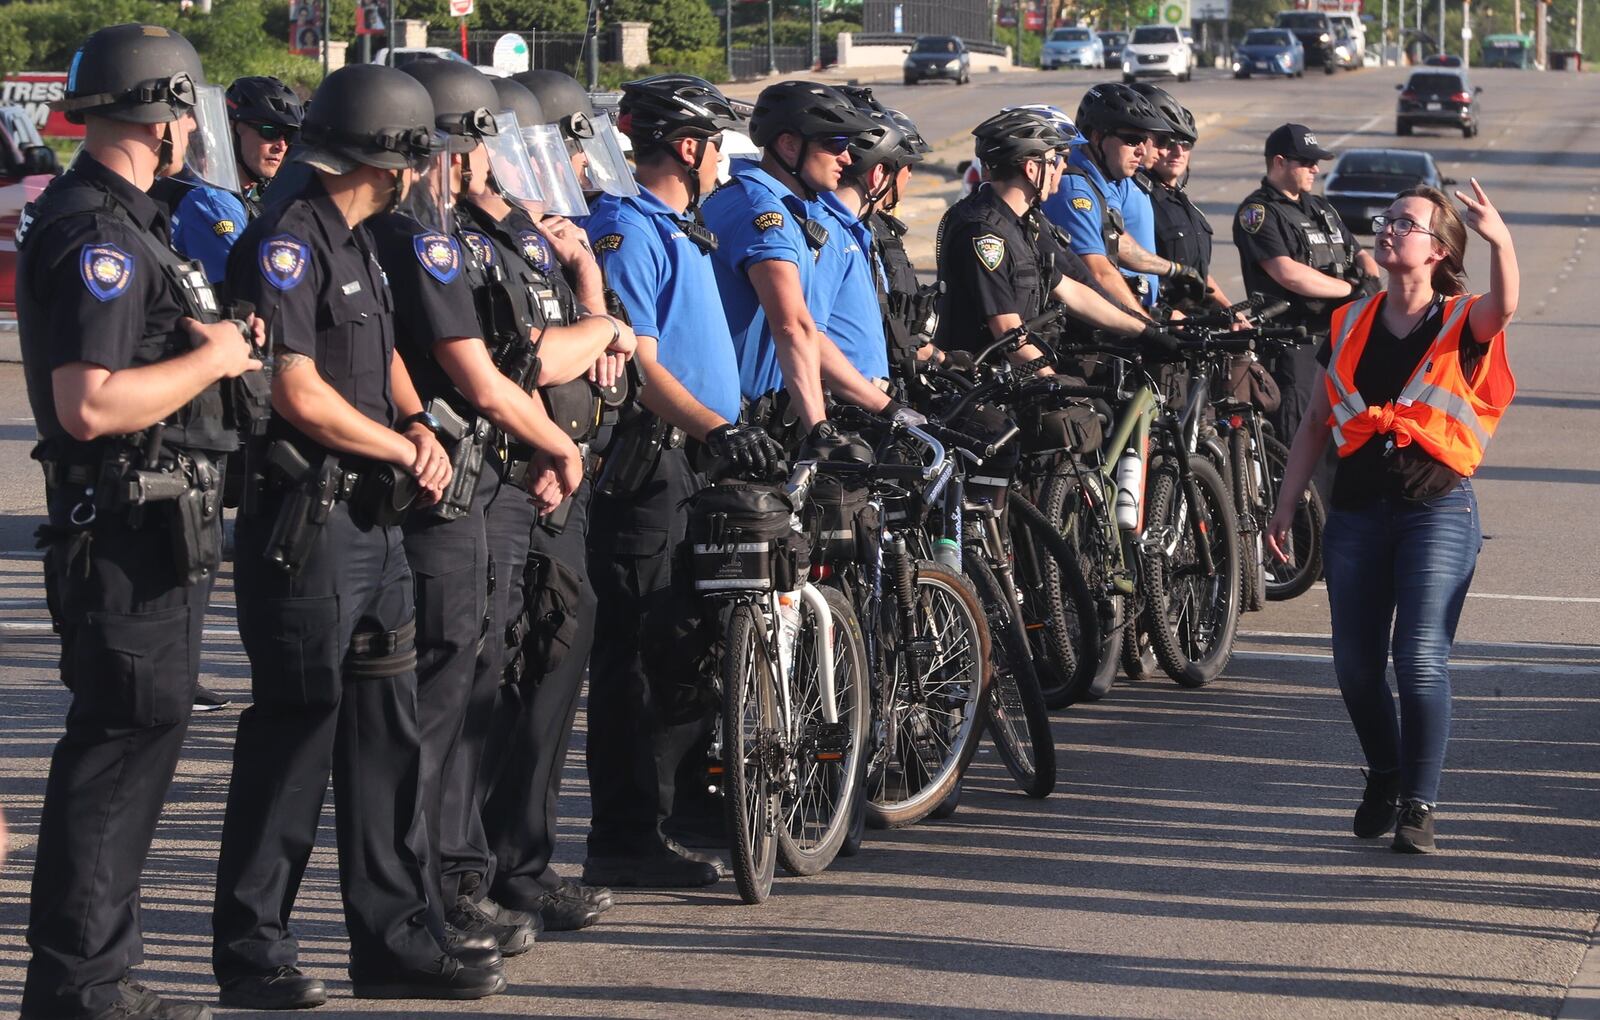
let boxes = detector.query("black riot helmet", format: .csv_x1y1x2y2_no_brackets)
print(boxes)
511,69,596,138
747,80,874,148
618,73,742,151
294,64,445,175
1128,82,1197,144
1075,82,1172,139
401,58,500,153
490,76,544,131
54,23,205,125
226,76,304,130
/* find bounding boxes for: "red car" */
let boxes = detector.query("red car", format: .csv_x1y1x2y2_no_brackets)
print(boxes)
0,106,64,315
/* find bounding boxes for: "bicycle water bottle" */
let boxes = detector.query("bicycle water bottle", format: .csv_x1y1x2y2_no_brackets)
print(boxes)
775,592,802,683
1114,446,1144,531
933,537,962,571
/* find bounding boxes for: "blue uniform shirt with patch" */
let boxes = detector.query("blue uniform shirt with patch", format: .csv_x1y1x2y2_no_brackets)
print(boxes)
588,190,742,425
171,183,251,283
701,159,840,401
1118,175,1160,308
816,191,889,380
1044,145,1160,307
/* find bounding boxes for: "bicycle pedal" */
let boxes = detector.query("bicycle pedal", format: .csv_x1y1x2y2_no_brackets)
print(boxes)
802,721,852,761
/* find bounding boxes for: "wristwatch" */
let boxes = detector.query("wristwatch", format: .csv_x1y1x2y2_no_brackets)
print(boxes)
397,410,443,437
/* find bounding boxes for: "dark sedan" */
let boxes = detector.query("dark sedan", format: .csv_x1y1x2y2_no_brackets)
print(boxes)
1396,70,1482,137
1232,28,1304,77
1099,31,1128,66
904,35,970,85
1323,148,1454,233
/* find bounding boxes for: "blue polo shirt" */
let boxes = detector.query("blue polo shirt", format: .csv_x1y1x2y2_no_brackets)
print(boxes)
587,188,741,425
1043,144,1160,307
816,191,889,379
701,159,839,400
171,183,252,283
1119,174,1160,307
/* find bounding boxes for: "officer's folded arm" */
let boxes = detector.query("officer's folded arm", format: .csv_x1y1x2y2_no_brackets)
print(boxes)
536,215,606,313
1080,252,1144,312
1051,275,1154,338
985,313,1055,376
51,316,263,441
633,335,727,442
1259,255,1357,299
817,332,892,414
434,335,583,500
270,349,428,479
535,314,634,387
747,258,826,429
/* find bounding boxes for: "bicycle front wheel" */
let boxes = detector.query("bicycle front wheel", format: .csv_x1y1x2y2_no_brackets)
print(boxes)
777,586,869,876
1043,469,1126,704
1143,458,1242,688
968,555,1056,798
721,603,780,904
1261,433,1325,602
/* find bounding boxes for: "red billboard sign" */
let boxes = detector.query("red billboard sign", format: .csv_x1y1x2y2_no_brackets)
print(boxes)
0,72,83,139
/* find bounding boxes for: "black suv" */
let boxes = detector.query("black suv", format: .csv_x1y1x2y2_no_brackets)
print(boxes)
1396,69,1483,137
1274,11,1339,72
903,35,971,85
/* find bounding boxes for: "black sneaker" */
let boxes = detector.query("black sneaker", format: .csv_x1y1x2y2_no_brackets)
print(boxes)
555,877,615,913
447,895,537,957
112,978,213,1019
350,955,505,1001
1393,800,1437,854
218,966,328,1010
583,847,720,889
1353,768,1401,838
192,685,230,713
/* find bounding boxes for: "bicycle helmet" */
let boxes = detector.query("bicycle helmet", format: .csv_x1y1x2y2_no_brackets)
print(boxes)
887,108,930,162
972,108,1067,168
226,76,303,130
54,23,205,125
1074,82,1171,138
1128,83,1196,143
618,73,742,149
747,80,874,148
1004,102,1080,145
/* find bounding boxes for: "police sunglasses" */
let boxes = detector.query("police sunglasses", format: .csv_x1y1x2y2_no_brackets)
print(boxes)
1154,136,1193,152
246,121,300,144
812,134,854,156
1114,130,1154,148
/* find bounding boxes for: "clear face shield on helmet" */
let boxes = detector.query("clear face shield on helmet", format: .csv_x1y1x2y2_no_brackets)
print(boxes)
573,111,639,197
181,84,242,194
481,111,546,217
520,121,589,218
397,148,453,233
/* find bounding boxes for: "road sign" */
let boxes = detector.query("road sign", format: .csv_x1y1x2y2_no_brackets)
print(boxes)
1161,0,1190,24
1193,0,1230,19
449,0,474,17
491,32,530,73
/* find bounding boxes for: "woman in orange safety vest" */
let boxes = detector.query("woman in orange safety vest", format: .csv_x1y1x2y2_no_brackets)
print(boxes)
1267,180,1517,855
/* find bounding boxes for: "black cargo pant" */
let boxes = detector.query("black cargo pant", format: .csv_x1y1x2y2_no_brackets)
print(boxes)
213,500,440,983
1268,337,1338,501
479,477,597,904
402,468,497,906
23,512,214,1019
583,448,711,859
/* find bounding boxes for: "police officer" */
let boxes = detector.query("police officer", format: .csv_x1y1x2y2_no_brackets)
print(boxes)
1042,84,1204,315
18,24,262,1020
166,77,304,282
701,80,907,440
475,73,642,926
1234,122,1381,486
511,69,639,213
579,73,784,889
1145,101,1237,316
211,63,507,1006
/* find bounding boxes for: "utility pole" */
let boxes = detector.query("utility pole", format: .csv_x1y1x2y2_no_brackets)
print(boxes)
1439,0,1446,51
1534,0,1546,65
726,1,734,81
1462,0,1471,66
810,0,820,70
767,0,777,75
387,0,397,64
1514,0,1522,34
1576,0,1584,52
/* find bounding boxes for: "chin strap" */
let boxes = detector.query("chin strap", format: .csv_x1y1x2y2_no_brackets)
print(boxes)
770,138,816,201
158,122,177,177
383,169,405,215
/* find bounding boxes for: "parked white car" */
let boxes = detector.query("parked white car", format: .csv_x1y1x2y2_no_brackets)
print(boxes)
1121,25,1192,83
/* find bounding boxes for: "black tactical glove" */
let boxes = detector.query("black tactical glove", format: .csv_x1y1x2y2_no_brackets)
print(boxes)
706,422,783,477
1350,273,1382,298
940,349,977,374
1137,322,1182,356
880,397,929,428
1166,262,1210,304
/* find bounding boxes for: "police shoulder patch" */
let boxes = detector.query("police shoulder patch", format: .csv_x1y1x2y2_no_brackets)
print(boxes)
213,219,236,237
973,233,1006,272
516,229,552,272
1239,202,1268,235
414,232,462,284
460,230,494,267
1071,197,1094,212
594,233,623,254
259,234,310,291
753,210,785,232
79,243,133,301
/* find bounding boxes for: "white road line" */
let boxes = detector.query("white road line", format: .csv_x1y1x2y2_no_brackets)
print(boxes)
1325,113,1384,149
3,622,239,639
1241,630,1600,654
1231,648,1592,675
1306,582,1600,605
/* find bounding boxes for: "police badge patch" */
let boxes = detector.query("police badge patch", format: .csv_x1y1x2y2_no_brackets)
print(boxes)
594,233,623,254
259,234,310,291
79,243,133,302
1239,203,1267,234
213,219,236,236
517,229,552,272
974,233,1006,272
460,230,494,267
414,232,462,284
753,211,785,232
1071,197,1093,212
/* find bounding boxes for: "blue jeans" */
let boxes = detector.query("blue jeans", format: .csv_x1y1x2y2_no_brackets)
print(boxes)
1322,480,1482,805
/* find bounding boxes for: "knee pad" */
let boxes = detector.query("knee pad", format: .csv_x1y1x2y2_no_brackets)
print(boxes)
345,618,418,680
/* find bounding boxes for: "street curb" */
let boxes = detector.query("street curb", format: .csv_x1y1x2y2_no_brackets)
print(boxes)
1557,915,1600,1020
0,324,17,364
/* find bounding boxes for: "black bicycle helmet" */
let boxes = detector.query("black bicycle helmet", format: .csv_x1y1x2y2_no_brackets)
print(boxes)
226,75,303,130
972,108,1067,168
1075,82,1171,138
836,86,911,179
1176,105,1199,144
618,73,742,150
511,69,596,138
747,80,874,148
887,108,930,162
490,76,545,131
54,23,205,125
1128,82,1196,143
296,64,444,174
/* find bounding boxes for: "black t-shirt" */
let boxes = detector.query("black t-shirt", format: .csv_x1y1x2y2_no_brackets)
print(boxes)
1315,297,1487,509
367,211,484,411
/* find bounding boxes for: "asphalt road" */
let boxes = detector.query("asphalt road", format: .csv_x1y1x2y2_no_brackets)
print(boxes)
1,65,1597,1019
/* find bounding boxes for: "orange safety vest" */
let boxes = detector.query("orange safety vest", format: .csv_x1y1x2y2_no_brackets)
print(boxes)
1324,292,1515,477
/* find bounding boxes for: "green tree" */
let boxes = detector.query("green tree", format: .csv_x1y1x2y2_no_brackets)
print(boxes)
608,0,719,51
478,0,587,32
